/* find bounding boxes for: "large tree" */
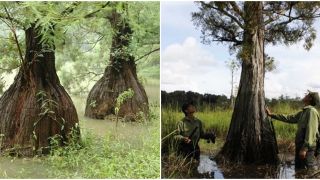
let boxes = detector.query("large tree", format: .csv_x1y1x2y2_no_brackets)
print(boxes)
85,2,159,120
192,1,320,164
0,2,80,156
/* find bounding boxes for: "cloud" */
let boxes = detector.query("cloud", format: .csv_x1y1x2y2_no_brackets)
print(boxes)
265,40,320,98
161,37,231,96
161,3,320,99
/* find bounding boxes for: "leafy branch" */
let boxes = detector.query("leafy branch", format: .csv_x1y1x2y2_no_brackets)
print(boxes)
115,88,134,127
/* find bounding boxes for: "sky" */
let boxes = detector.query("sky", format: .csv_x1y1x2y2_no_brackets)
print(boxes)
161,1,320,99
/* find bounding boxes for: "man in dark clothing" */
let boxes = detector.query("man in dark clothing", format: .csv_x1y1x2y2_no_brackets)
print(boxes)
174,102,215,161
266,91,320,170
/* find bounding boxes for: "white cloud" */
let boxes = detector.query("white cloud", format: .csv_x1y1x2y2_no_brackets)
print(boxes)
162,37,320,99
161,37,231,96
265,41,320,98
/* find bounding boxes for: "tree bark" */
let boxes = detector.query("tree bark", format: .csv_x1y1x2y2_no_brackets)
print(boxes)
0,24,79,156
218,2,278,164
85,11,149,120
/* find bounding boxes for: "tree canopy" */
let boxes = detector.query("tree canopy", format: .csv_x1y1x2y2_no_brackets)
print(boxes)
0,1,160,95
192,2,320,57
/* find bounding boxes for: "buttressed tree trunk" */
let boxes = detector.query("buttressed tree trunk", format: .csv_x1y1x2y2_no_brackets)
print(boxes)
218,2,278,164
0,24,79,156
85,11,149,120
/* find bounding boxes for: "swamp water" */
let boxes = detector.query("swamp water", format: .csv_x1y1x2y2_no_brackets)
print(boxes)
192,154,318,179
0,118,153,178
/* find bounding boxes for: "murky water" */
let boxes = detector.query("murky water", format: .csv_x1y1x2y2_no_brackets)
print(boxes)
194,154,305,179
0,117,154,178
0,157,48,178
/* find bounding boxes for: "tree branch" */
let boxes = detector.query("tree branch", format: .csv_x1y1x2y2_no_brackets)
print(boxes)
60,1,81,16
200,1,244,29
135,48,160,62
2,5,24,63
229,1,244,18
84,2,110,18
0,13,24,28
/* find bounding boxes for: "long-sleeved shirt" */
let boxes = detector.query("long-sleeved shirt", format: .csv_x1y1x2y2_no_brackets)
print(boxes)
174,116,207,147
270,105,319,150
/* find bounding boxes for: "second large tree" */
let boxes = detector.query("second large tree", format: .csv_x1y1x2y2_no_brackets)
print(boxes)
85,7,149,120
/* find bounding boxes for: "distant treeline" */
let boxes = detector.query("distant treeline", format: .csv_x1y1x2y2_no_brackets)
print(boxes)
161,90,303,110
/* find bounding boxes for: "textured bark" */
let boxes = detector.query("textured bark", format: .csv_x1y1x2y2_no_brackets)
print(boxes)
0,25,79,156
85,11,149,120
218,2,278,164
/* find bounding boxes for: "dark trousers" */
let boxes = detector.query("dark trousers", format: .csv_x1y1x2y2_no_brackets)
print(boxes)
295,144,317,169
177,143,200,161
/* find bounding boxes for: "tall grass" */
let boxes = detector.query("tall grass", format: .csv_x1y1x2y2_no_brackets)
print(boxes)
46,118,160,178
161,103,301,178
162,103,298,144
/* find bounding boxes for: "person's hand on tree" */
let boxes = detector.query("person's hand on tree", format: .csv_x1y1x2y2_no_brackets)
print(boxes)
183,137,191,144
299,148,307,160
265,106,273,116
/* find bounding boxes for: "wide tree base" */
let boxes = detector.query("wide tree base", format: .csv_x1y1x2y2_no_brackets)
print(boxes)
215,116,279,165
85,60,149,121
0,72,80,156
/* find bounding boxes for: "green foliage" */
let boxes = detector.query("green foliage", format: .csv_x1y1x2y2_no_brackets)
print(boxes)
192,2,320,63
115,88,134,114
115,89,134,125
45,111,160,178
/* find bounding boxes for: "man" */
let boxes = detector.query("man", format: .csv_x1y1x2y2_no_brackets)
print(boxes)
266,91,320,170
174,102,215,161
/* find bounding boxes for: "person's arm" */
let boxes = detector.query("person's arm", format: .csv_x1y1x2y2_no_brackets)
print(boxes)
270,113,300,124
174,121,184,142
266,107,300,124
174,121,191,143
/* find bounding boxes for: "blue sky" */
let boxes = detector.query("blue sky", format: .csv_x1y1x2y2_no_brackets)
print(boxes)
161,1,320,99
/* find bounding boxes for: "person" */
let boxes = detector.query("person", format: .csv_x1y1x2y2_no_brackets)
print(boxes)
174,102,215,161
266,91,320,170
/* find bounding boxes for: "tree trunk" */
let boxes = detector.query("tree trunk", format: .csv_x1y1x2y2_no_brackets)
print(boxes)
0,25,79,156
85,11,149,120
218,2,278,164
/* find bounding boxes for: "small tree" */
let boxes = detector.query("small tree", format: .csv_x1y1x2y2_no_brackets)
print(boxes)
226,59,240,109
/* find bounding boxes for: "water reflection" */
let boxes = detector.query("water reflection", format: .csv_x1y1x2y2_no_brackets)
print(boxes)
195,154,316,179
278,163,295,179
197,155,224,179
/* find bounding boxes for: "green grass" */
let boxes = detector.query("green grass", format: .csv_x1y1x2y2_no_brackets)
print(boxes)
46,115,160,178
161,103,301,178
162,103,299,144
43,80,160,178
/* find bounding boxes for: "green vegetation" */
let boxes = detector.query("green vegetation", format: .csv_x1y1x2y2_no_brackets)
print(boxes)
46,107,160,178
161,102,303,178
162,103,299,144
0,1,159,178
